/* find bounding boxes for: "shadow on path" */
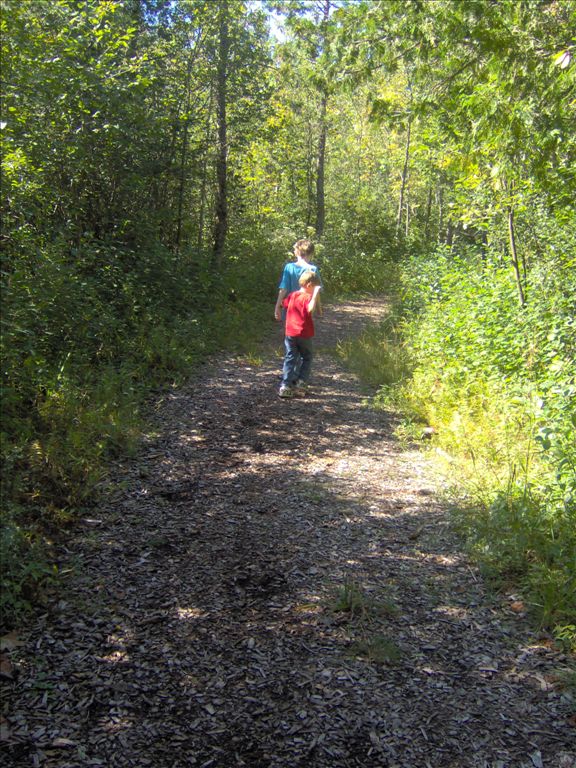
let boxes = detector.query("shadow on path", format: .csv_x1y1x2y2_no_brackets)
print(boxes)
3,300,575,768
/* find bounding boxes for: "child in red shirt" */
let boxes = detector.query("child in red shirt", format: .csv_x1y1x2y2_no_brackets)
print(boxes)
279,271,322,398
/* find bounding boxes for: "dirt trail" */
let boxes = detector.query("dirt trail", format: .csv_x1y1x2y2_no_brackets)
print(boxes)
2,299,575,768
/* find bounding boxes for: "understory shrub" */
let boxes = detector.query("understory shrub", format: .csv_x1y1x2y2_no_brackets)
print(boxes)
0,510,57,625
321,248,401,296
394,238,575,637
0,236,277,630
340,227,575,641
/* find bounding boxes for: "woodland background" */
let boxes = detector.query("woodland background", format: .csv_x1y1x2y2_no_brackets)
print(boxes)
1,0,574,648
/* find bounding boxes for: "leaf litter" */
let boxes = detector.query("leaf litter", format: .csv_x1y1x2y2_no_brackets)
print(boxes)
1,299,575,768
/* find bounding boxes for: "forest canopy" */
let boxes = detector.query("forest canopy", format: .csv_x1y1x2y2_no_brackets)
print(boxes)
1,0,575,643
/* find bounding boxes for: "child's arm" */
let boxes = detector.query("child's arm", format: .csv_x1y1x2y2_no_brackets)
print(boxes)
307,286,322,315
274,289,287,320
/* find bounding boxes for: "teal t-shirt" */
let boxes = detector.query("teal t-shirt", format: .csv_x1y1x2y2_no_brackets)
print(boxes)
279,262,321,294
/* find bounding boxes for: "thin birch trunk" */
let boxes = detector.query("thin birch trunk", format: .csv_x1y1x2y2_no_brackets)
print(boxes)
312,0,330,240
315,93,327,239
212,1,229,271
306,125,314,229
175,67,193,251
396,99,412,237
424,182,433,241
197,86,214,251
507,202,526,306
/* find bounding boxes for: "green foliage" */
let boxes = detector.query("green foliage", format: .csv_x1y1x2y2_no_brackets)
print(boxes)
554,628,576,657
329,577,402,666
2,0,575,645
328,579,398,621
321,249,401,296
349,635,402,665
363,220,576,637
330,579,368,617
0,509,57,624
454,490,575,630
0,0,277,631
335,310,412,388
0,233,275,630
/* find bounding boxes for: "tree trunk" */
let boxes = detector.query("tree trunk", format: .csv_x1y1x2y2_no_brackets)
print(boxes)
306,126,314,229
315,93,327,239
175,63,193,251
507,203,526,306
212,1,229,271
314,0,330,240
197,86,214,251
424,182,433,240
396,109,412,237
175,32,204,251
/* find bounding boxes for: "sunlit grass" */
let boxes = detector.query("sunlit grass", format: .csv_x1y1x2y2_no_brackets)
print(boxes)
334,314,412,389
337,302,576,641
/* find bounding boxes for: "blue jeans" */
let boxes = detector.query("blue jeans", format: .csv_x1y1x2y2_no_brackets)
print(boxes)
282,336,313,387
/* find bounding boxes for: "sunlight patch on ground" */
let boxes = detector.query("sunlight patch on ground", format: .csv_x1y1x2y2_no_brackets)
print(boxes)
434,605,472,620
368,506,396,519
176,607,206,620
101,649,129,664
183,433,205,443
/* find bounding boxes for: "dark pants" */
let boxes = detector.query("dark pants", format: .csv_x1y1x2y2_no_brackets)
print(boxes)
282,336,313,387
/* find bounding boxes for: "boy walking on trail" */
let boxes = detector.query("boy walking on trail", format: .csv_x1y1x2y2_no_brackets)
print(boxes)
279,271,322,399
274,239,322,321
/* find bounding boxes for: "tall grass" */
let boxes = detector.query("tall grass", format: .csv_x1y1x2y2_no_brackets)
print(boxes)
338,238,576,649
335,313,412,388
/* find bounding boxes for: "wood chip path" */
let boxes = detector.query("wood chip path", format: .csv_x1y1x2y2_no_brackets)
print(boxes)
2,299,575,768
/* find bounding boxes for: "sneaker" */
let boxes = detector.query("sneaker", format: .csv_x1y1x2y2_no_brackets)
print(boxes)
278,386,294,398
295,380,308,390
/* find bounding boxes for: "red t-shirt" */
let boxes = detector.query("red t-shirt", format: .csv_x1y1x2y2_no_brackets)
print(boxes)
283,291,315,338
